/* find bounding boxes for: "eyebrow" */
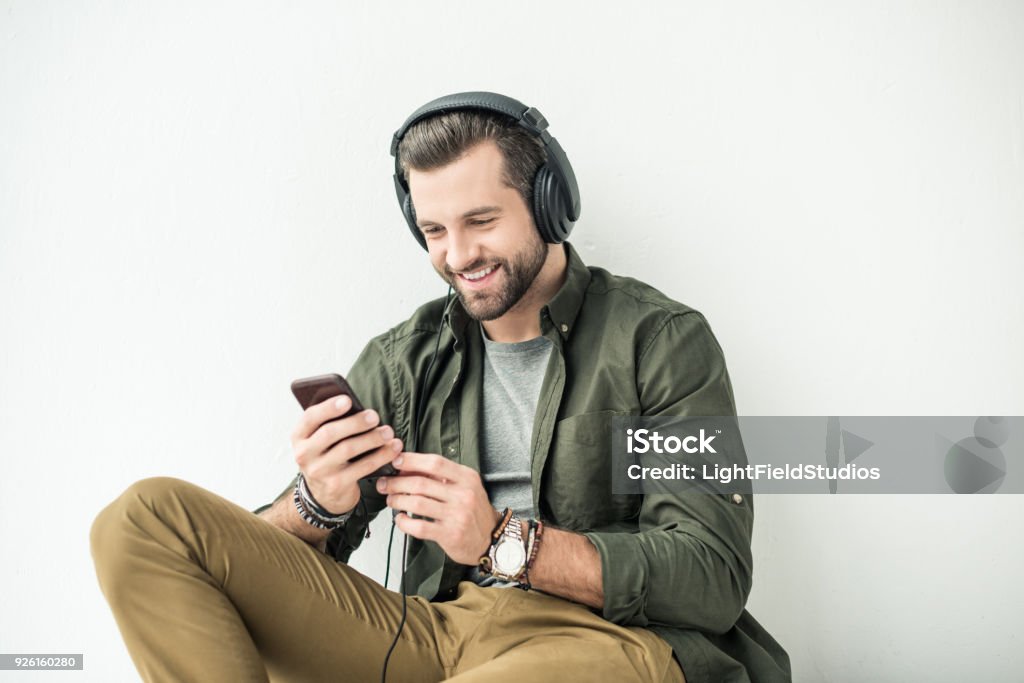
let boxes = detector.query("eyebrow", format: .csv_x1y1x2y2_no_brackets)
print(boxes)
418,206,502,228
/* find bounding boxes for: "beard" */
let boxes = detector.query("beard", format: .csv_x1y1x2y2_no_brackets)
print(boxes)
440,233,548,322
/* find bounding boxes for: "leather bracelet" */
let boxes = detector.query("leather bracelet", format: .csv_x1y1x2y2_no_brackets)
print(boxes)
297,473,354,520
293,473,355,530
294,485,334,530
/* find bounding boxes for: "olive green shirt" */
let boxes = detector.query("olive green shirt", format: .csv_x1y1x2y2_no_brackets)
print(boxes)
256,242,791,682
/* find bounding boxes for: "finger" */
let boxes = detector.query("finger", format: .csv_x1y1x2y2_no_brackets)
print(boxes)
292,394,351,442
386,493,445,520
392,451,465,483
345,439,403,481
319,423,393,466
394,512,438,542
312,409,382,453
295,394,379,443
376,474,450,502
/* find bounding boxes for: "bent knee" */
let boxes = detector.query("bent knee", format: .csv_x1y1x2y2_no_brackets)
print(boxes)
89,477,199,562
122,475,199,504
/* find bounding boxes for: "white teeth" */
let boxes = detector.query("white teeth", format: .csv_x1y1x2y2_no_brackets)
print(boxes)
462,265,496,281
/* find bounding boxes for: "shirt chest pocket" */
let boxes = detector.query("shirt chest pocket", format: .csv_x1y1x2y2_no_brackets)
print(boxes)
542,410,641,530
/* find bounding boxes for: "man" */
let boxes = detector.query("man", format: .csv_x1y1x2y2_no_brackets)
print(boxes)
91,92,791,682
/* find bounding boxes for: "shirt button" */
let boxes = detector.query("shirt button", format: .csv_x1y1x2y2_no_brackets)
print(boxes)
732,493,743,504
560,323,568,333
448,446,457,455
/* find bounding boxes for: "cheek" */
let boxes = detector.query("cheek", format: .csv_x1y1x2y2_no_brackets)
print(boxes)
427,247,446,273
506,215,539,245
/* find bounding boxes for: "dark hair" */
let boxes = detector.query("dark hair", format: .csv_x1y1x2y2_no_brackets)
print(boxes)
396,110,547,211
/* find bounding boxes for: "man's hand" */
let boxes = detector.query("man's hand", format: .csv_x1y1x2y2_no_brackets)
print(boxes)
291,394,403,516
377,452,499,565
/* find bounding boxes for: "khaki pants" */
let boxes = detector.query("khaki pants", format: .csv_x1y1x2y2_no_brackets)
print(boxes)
90,477,685,682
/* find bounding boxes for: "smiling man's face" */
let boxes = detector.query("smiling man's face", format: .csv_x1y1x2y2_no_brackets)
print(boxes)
408,140,548,321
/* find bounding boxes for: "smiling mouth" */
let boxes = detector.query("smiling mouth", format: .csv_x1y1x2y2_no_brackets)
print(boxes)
454,264,501,288
458,265,498,281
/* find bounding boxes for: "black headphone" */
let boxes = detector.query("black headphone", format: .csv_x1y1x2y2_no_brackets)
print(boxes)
390,91,582,250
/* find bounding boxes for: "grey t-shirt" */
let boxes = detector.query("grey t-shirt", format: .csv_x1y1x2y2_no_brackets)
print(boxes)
468,324,552,587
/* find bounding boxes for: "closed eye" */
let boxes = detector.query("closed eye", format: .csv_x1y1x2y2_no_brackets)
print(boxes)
468,218,495,226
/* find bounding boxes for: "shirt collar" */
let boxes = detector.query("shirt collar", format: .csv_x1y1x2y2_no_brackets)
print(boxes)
442,240,592,344
442,291,470,348
541,241,591,341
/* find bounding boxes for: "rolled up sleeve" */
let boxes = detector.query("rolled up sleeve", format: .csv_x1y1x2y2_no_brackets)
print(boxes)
584,311,754,634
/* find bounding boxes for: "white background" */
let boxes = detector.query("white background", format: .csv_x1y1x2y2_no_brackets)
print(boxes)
2,1,1022,681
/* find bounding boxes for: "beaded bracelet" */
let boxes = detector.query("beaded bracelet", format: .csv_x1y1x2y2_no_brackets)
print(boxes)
297,473,353,520
527,519,544,571
519,519,545,590
478,507,513,574
293,473,355,530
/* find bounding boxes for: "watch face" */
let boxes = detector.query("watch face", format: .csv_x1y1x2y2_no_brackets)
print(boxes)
493,537,527,573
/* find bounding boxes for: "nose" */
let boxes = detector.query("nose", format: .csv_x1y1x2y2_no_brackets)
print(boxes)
445,228,483,274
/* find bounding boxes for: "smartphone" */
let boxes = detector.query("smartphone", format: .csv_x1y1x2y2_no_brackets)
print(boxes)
290,373,397,478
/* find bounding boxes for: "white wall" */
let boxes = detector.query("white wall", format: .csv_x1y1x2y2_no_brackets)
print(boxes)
2,1,1022,681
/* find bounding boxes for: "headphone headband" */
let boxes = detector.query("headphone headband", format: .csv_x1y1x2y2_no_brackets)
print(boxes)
390,91,581,250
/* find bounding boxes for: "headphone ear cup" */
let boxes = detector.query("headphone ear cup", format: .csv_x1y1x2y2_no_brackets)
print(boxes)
532,164,571,244
403,194,427,250
532,165,555,243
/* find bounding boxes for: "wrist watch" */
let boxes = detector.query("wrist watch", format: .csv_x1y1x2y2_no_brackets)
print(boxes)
487,515,527,581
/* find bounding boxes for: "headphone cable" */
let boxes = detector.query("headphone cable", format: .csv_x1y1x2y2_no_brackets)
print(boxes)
380,284,452,683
